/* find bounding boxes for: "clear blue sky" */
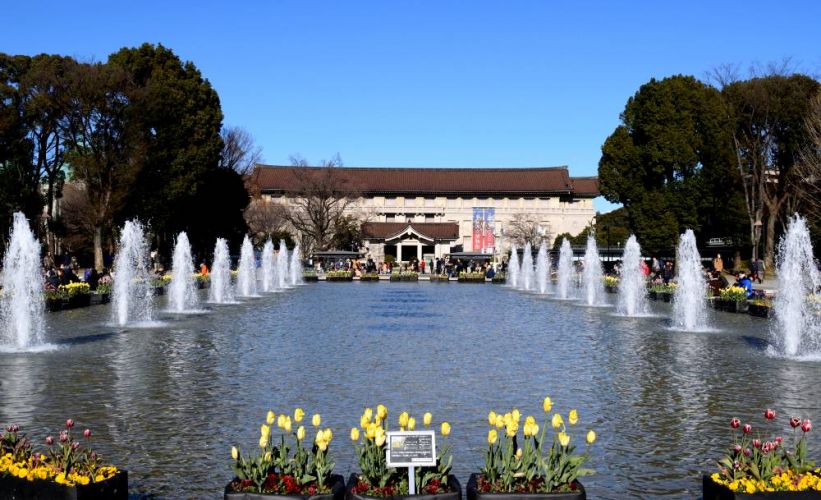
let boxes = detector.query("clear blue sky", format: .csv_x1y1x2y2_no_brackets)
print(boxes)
5,2,820,212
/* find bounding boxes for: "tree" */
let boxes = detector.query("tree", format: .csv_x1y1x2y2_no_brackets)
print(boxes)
61,61,140,270
220,125,262,175
722,73,820,267
795,91,821,253
284,154,358,254
506,213,550,247
599,75,747,255
243,197,289,247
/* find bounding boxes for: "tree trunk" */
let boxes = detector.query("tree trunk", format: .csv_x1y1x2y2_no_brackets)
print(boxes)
734,249,742,272
94,226,104,271
764,215,777,271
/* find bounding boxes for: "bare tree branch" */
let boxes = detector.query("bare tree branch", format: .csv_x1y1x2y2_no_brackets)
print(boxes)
219,125,262,175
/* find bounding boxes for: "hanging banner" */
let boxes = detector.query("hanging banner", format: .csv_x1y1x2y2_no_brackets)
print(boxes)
472,208,495,254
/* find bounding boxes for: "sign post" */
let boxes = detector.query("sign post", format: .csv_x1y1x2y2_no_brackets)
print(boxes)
385,430,437,495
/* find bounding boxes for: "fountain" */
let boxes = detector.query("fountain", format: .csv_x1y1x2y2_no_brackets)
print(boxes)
617,235,650,316
535,242,549,294
276,240,289,289
769,215,820,358
582,233,606,306
556,238,574,300
508,244,520,287
236,235,258,297
519,242,534,291
0,213,46,349
167,232,199,313
671,229,709,331
289,244,302,286
261,239,276,292
112,220,155,326
209,238,235,303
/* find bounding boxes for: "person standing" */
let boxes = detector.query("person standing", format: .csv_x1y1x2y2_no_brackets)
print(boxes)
713,254,724,273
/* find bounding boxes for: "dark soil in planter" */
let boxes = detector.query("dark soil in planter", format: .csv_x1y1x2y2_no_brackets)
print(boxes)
65,294,92,309
749,304,772,318
45,298,63,312
303,276,319,282
0,469,127,500
153,287,165,296
605,285,618,294
224,474,345,500
466,474,585,500
347,474,461,500
701,473,821,499
648,291,658,301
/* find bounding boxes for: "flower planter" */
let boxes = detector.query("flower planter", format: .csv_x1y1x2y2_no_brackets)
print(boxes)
717,299,748,313
347,474,461,500
466,474,585,500
605,285,618,294
65,294,92,309
0,469,127,500
429,277,449,283
359,275,380,282
153,286,165,296
45,298,63,312
702,474,821,499
491,278,506,284
648,291,658,301
748,303,772,318
660,292,672,303
303,275,319,282
326,276,353,282
224,474,346,500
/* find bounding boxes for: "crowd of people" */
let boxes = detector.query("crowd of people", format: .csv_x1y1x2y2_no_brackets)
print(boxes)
311,256,500,278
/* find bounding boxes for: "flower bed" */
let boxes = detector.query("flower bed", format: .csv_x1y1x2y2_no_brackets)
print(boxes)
326,271,354,282
648,284,676,302
429,275,450,283
390,272,419,282
348,405,459,499
704,408,820,498
467,397,595,500
717,287,749,313
226,408,343,499
359,273,380,282
60,283,92,309
0,421,126,499
603,276,619,294
458,272,486,283
303,271,319,282
748,299,773,319
491,273,506,284
194,273,210,289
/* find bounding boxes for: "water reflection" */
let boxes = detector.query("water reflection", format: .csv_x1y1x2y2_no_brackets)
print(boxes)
0,284,819,498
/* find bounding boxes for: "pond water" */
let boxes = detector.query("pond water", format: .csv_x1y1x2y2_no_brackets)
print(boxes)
1,283,819,498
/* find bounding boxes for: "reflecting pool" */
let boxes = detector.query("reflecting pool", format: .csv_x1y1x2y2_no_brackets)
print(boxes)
1,283,819,498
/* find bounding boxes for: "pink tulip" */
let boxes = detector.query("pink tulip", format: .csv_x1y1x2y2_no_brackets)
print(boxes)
790,417,801,428
83,429,91,438
742,424,752,434
65,419,74,429
752,439,761,449
45,436,54,445
764,408,775,420
730,418,740,429
802,419,812,433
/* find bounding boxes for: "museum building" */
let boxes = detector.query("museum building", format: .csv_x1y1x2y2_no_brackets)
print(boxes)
249,164,599,263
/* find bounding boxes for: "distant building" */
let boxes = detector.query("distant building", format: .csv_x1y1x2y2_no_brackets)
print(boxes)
248,164,598,263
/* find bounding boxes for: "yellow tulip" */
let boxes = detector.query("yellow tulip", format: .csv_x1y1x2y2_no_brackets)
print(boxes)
515,448,522,460
277,414,286,429
375,428,386,447
488,411,497,426
360,414,370,429
297,426,306,441
495,415,504,429
366,423,377,440
586,430,596,444
408,417,416,431
260,424,270,439
318,439,328,452
351,427,360,441
551,413,564,430
398,412,409,428
441,422,451,437
375,415,383,426
525,415,536,426
506,422,518,437
231,446,238,460
294,408,305,423
324,428,333,441
568,409,578,426
543,397,553,413
488,429,498,445
424,412,432,427
266,410,276,425
558,432,570,447
364,407,374,421
511,409,521,423
264,451,272,462
312,414,321,427
284,418,292,433
259,435,267,449
377,404,388,419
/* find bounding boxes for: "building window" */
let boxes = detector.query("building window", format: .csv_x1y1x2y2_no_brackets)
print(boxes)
425,214,434,222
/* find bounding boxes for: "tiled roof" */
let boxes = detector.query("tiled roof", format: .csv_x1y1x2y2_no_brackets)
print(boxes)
361,222,460,241
570,177,599,196
250,165,598,197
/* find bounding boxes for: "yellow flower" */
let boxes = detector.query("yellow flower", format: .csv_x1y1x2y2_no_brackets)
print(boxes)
515,448,522,460
488,429,498,445
297,426,306,441
543,396,553,413
408,417,416,430
525,415,536,425
441,422,451,437
294,408,305,423
375,428,387,447
264,451,272,462
266,410,276,425
318,439,328,452
551,413,564,429
260,424,270,439
558,432,570,447
259,435,267,449
312,414,321,427
284,418,292,433
568,409,578,426
364,407,374,421
231,446,238,460
398,412,410,428
424,412,432,427
277,414,287,429
586,430,596,444
366,423,377,440
377,404,388,420
360,413,370,429
488,411,497,426
495,415,504,429
511,409,521,423
324,428,333,441
351,427,360,441
506,422,518,437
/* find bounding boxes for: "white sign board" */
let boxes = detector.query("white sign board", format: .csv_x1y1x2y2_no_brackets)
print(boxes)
385,430,437,468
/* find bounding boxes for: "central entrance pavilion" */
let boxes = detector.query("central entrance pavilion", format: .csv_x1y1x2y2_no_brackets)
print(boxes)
361,222,460,264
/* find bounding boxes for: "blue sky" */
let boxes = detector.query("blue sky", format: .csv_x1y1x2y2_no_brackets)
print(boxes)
5,2,820,212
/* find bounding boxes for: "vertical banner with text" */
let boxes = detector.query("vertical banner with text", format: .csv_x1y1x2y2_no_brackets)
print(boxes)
472,208,495,254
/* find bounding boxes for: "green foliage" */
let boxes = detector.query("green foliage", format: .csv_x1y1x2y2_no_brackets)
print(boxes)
599,75,747,254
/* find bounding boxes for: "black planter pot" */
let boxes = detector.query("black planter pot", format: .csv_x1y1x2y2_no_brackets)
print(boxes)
359,276,380,282
605,285,618,294
491,279,506,284
0,470,127,500
347,474,461,500
660,292,672,303
66,294,92,309
303,276,319,282
702,474,821,499
648,291,658,301
224,474,345,500
430,277,449,283
153,286,165,296
326,276,353,282
749,304,772,318
466,474,584,500
45,298,63,312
